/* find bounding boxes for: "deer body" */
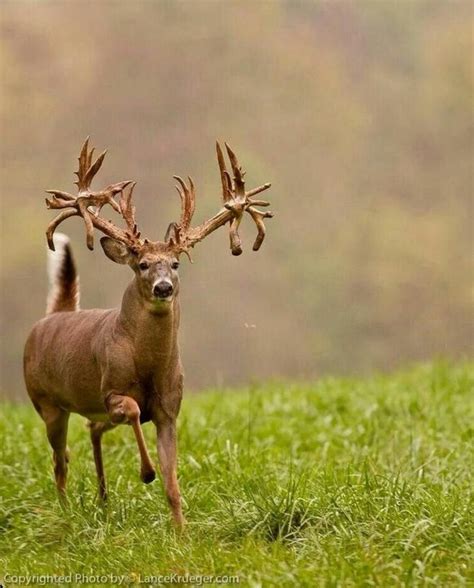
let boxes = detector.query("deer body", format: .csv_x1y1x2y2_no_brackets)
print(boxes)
24,138,272,526
25,282,182,423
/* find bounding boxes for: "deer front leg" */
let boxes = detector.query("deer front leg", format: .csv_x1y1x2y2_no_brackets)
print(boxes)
156,417,185,528
105,393,156,484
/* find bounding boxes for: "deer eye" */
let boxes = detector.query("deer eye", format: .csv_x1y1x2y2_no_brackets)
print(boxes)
171,261,180,270
139,262,149,271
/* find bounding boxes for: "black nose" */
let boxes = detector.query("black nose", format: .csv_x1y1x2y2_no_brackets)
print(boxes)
153,282,173,298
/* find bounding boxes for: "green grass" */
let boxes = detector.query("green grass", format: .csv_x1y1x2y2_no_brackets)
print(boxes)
1,362,473,587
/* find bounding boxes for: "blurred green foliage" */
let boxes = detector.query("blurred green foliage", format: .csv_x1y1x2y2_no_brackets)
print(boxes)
0,2,472,399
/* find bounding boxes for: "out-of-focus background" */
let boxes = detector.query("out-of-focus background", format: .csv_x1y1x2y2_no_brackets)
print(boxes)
1,1,472,401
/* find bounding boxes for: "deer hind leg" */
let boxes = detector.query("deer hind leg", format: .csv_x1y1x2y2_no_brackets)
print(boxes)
89,421,116,501
41,404,70,497
156,418,185,528
105,393,156,484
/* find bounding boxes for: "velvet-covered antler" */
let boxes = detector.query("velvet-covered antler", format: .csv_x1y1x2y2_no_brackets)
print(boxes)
45,138,140,251
166,142,273,257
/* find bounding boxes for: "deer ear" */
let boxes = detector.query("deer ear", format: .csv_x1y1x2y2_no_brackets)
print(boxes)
100,237,131,265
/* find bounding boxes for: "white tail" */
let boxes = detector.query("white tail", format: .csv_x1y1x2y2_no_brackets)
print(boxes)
46,233,80,314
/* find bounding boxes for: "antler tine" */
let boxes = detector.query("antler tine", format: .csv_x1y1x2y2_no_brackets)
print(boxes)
46,209,78,251
229,215,243,256
77,199,95,250
216,142,233,203
247,206,274,251
45,138,141,251
188,176,196,223
173,175,196,233
224,142,245,197
245,183,271,200
86,147,95,172
173,176,187,230
84,150,107,190
119,181,138,232
74,137,89,190
45,190,76,205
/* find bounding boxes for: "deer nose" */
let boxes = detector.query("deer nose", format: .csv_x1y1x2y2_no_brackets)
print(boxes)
153,281,173,299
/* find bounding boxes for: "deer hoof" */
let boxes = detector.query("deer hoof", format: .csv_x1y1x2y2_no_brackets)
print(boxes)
141,468,156,484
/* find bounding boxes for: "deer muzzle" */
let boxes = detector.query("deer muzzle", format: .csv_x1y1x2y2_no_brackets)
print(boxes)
153,280,173,300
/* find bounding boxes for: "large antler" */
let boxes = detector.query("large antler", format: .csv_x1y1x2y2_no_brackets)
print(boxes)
167,142,273,257
45,138,141,251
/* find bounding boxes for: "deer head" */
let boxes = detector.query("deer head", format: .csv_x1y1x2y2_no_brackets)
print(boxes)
45,138,273,310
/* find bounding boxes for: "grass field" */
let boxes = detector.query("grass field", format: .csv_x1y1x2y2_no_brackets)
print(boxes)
0,362,473,587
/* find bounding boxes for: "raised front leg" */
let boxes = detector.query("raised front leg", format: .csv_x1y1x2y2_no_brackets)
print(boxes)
106,393,156,484
156,417,185,528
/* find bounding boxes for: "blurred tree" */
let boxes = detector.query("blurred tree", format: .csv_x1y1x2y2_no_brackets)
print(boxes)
0,1,472,399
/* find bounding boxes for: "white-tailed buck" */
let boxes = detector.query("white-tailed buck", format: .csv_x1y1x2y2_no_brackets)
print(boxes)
23,139,272,526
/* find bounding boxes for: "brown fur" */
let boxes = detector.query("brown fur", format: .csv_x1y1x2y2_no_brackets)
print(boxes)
24,240,185,526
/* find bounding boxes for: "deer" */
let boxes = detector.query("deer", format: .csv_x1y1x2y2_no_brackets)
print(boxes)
23,138,272,527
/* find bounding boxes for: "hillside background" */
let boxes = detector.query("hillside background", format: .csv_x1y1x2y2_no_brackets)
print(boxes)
1,1,472,400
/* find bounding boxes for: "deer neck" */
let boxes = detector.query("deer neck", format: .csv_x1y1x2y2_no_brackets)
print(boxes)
117,279,180,368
